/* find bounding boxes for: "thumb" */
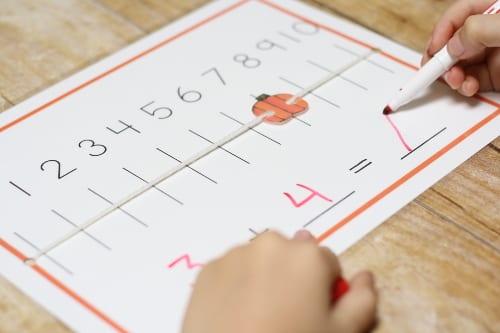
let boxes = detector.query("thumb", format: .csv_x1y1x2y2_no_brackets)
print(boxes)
448,14,500,59
329,271,377,333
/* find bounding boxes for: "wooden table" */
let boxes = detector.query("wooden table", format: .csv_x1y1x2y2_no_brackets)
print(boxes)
1,1,498,332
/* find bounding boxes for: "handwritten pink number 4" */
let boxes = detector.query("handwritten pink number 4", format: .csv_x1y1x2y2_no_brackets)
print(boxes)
284,184,332,207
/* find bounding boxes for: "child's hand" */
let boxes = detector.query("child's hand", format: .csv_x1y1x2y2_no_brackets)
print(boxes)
422,0,500,97
182,230,377,333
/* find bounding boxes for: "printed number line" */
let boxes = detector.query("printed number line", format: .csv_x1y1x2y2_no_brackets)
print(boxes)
25,111,274,264
13,232,73,275
25,48,377,263
219,112,282,145
155,147,218,184
286,49,378,105
51,209,112,251
122,167,184,205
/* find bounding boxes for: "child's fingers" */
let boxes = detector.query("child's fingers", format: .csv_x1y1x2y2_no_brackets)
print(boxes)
293,229,315,241
329,271,377,333
426,0,492,56
448,14,500,59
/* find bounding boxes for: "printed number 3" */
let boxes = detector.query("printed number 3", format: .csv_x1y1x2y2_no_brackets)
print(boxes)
78,139,107,157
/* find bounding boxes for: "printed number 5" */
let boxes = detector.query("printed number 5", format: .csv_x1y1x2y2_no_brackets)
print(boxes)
140,101,173,119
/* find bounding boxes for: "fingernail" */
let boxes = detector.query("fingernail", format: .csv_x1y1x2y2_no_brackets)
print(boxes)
293,229,314,240
448,35,464,57
443,71,451,84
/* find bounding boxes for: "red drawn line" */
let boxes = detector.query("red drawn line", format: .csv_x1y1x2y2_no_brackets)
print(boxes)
284,183,333,208
317,108,500,243
384,114,412,151
0,239,128,333
167,254,204,270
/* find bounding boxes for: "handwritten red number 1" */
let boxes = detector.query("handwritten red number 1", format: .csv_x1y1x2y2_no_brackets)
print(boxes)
284,184,332,207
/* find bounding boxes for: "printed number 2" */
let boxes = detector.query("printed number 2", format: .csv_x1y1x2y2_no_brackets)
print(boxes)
40,160,77,179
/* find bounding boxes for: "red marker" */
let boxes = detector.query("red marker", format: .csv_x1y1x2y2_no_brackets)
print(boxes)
331,276,350,302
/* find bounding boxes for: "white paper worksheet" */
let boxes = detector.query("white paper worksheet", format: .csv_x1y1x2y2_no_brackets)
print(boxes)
1,0,499,332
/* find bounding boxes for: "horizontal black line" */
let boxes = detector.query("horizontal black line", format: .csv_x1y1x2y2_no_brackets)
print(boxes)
401,127,447,160
303,191,356,228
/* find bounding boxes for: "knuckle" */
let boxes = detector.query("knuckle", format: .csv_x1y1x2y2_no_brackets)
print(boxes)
462,15,483,43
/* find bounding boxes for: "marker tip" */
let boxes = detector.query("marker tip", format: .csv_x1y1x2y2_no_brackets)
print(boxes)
383,106,392,115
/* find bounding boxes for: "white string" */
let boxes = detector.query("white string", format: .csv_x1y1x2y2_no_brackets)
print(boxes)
26,48,379,264
287,48,378,105
25,111,275,264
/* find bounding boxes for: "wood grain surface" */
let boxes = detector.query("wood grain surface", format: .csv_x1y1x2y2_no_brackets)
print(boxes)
1,1,498,332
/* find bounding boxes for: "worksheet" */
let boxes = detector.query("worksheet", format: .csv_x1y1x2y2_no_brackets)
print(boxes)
1,0,498,332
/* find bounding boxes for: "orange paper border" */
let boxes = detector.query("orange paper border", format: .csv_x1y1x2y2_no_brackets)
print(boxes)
1,1,499,332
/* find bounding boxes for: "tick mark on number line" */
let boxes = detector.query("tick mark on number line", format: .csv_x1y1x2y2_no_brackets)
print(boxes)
278,31,301,43
307,60,368,91
14,232,73,275
291,114,312,126
219,112,281,145
332,44,394,74
279,77,341,109
122,167,183,205
248,228,270,241
303,190,356,228
25,112,272,263
156,148,218,184
340,76,368,91
87,188,148,227
188,129,250,164
51,209,111,250
8,181,31,196
401,127,447,160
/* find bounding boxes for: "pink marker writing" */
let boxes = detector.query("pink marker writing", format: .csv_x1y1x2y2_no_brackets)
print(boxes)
383,0,500,114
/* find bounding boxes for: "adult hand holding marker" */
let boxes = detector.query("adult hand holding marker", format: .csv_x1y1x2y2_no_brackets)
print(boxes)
384,0,500,114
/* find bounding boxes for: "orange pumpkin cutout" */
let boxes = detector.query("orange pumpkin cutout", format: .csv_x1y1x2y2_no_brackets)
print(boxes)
252,93,308,124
